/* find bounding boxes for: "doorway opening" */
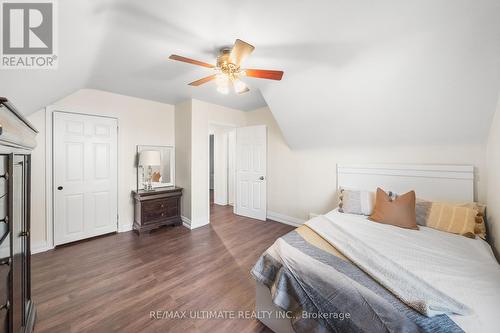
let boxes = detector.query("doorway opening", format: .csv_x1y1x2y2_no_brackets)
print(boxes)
209,134,215,204
207,124,268,222
208,124,236,211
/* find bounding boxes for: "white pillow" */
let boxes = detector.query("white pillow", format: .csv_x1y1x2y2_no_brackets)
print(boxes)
338,188,376,216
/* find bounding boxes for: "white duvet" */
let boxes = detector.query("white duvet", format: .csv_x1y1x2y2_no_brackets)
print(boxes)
306,210,500,333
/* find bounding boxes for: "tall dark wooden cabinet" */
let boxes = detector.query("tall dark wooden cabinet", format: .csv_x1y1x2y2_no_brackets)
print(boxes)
0,98,37,333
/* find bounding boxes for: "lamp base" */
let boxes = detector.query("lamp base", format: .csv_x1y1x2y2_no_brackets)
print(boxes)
143,181,155,192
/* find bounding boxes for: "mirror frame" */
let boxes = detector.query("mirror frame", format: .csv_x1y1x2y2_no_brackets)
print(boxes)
136,145,175,191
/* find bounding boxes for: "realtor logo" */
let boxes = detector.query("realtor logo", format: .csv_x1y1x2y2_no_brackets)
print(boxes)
1,0,57,69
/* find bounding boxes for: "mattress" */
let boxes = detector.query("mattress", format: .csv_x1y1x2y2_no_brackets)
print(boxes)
252,209,500,333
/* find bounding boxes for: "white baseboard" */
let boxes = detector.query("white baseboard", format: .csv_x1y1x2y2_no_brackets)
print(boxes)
181,216,210,230
118,224,133,232
31,224,132,255
190,220,209,229
181,216,191,229
267,211,306,227
31,241,54,254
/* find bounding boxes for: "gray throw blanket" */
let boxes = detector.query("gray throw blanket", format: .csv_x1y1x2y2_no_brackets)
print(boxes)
251,230,464,333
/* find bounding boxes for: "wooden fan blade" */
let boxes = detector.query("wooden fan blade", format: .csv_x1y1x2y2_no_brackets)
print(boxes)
244,69,284,80
169,54,215,68
229,39,255,66
188,74,217,86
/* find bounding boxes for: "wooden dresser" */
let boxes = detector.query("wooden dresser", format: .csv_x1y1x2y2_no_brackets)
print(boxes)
132,187,183,234
0,98,37,333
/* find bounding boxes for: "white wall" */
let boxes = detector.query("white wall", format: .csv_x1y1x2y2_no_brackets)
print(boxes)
176,99,247,228
174,100,192,220
28,89,175,252
486,98,500,258
29,110,47,249
26,90,493,255
246,107,488,223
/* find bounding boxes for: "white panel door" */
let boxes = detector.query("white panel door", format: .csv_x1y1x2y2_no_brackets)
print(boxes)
53,112,118,245
235,125,267,220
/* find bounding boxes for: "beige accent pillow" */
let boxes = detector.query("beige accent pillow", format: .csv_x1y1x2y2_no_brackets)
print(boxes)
338,188,376,216
416,200,478,238
369,188,418,230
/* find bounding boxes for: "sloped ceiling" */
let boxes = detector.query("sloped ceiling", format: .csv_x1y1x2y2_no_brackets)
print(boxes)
1,0,500,148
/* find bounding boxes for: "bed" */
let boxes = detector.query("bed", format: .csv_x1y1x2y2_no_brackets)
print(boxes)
252,164,500,333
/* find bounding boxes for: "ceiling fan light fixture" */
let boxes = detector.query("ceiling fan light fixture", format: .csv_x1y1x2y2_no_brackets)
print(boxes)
217,85,229,94
215,73,230,94
233,79,247,94
169,39,283,95
215,73,228,84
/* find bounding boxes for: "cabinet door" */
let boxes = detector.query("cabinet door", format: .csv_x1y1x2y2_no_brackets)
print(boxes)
9,154,29,332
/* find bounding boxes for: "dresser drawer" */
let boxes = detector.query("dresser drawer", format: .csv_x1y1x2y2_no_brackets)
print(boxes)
133,188,183,234
141,197,179,223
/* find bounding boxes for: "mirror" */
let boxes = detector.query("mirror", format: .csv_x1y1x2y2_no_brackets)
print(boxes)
136,145,175,191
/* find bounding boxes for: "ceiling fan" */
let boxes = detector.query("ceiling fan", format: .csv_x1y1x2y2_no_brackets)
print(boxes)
169,39,284,95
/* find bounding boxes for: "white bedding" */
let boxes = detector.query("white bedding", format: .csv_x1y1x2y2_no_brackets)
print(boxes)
306,209,500,333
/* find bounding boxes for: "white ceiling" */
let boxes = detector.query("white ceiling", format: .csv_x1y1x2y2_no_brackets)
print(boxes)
2,0,500,148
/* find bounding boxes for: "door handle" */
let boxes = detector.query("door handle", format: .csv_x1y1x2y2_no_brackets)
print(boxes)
57,186,63,190
259,176,265,180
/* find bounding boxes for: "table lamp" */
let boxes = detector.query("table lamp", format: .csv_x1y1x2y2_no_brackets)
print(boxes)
139,150,161,191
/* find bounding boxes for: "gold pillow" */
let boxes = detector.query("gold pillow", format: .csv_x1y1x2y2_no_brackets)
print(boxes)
416,200,478,238
369,188,418,230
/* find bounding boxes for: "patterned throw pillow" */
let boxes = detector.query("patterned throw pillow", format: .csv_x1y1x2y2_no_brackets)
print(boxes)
416,200,480,238
338,188,377,216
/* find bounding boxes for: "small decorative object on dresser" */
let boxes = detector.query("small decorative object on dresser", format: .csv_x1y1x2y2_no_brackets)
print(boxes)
132,187,183,234
0,98,37,333
138,150,161,191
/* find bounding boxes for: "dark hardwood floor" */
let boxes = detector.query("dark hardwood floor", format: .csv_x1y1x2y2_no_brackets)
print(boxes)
32,193,293,333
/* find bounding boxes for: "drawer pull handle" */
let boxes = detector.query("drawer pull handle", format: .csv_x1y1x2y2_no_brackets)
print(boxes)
0,216,7,224
0,301,9,311
0,257,11,266
161,204,164,208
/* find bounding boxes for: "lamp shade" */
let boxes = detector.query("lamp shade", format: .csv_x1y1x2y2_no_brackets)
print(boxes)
139,150,161,167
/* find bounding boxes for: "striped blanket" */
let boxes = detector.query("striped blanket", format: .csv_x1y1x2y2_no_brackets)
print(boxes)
251,225,463,333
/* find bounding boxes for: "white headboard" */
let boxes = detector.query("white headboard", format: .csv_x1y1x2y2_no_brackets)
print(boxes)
337,164,474,202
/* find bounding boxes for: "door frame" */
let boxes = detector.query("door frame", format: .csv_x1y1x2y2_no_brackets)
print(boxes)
207,121,237,216
45,106,119,250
